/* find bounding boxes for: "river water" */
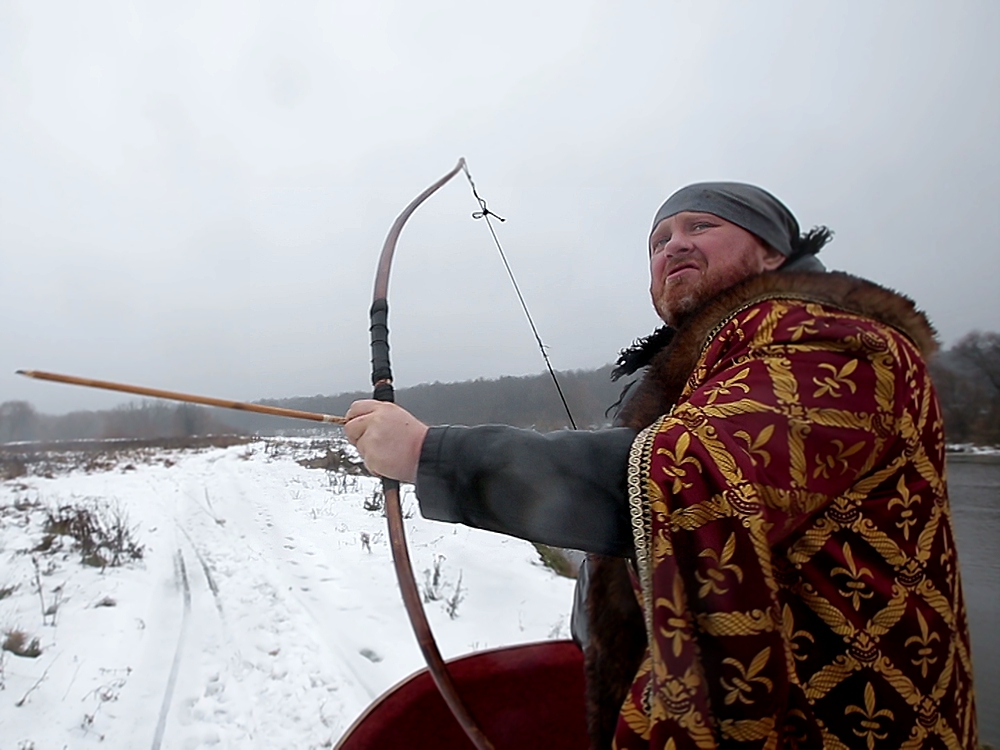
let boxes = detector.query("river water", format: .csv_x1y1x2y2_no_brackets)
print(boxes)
949,454,999,747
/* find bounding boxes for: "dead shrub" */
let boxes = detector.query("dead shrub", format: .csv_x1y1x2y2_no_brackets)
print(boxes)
533,544,581,579
422,555,446,602
32,535,56,553
446,572,465,620
0,457,26,481
298,445,368,475
3,630,41,658
363,486,385,513
13,496,39,511
42,501,144,567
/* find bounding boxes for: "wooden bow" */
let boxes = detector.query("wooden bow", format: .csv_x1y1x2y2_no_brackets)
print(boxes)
368,158,495,750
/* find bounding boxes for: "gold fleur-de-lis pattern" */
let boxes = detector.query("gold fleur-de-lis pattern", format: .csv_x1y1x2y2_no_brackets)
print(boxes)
615,297,976,750
905,609,942,679
734,424,774,467
845,682,894,749
831,541,875,610
720,647,775,706
812,359,859,398
888,474,922,541
655,432,704,494
694,533,744,598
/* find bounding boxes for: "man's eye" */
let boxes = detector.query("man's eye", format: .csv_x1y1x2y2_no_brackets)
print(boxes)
692,222,712,231
651,236,670,253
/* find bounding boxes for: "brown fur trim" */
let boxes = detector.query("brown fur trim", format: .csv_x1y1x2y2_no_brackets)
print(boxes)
584,555,647,750
618,271,937,431
583,271,937,748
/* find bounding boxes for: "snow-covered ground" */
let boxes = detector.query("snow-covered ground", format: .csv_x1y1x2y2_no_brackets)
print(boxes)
0,438,577,749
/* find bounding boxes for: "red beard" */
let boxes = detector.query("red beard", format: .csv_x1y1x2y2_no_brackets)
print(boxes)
652,251,765,327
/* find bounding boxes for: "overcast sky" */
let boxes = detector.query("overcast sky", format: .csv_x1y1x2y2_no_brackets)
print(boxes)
2,0,997,414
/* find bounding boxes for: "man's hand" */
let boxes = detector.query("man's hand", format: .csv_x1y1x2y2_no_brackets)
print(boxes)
344,400,429,483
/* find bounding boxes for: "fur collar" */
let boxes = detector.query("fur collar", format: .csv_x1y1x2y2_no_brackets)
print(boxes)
615,271,938,431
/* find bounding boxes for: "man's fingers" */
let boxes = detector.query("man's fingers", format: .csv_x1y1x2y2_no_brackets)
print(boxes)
341,401,427,483
343,413,368,445
344,400,384,445
345,399,381,422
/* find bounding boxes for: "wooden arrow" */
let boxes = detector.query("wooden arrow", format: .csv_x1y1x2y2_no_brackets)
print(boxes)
16,370,346,425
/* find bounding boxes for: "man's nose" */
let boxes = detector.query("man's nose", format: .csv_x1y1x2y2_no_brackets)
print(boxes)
663,233,694,259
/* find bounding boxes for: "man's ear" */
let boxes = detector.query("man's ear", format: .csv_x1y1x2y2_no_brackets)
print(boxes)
761,245,786,272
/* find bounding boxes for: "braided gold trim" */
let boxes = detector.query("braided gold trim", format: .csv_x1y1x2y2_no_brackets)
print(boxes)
628,414,668,646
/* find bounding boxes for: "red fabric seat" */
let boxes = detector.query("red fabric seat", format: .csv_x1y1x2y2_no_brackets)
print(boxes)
336,640,589,749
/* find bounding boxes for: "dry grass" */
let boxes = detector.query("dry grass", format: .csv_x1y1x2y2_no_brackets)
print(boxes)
0,434,253,478
533,543,581,579
363,486,385,513
3,629,42,658
297,443,368,475
42,501,144,567
0,456,26,480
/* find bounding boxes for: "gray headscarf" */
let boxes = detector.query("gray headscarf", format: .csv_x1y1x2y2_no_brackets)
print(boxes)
650,182,829,272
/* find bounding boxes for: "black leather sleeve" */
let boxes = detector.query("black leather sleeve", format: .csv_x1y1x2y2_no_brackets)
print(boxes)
415,425,637,557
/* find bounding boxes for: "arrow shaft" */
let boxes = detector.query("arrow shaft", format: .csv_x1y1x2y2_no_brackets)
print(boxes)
16,370,346,425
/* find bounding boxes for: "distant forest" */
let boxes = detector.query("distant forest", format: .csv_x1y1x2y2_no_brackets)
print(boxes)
0,365,625,444
2,331,998,447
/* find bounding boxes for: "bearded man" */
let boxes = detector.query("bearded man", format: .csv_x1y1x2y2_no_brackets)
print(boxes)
345,183,977,749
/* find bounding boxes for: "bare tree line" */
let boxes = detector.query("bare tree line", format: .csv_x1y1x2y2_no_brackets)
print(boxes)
2,332,998,446
928,331,1000,446
0,401,233,444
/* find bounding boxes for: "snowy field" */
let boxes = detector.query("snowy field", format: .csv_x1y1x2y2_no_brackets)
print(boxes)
0,437,577,749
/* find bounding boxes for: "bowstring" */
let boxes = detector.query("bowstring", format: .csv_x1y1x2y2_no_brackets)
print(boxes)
460,162,578,430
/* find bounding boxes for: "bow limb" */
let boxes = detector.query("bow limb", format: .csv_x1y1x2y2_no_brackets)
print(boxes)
368,158,495,750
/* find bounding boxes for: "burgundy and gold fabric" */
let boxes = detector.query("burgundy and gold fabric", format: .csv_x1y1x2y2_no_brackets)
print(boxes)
611,275,976,749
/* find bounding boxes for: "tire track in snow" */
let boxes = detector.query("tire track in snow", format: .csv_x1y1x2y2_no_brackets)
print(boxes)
170,465,283,749
156,445,413,743
150,548,191,750
173,510,263,748
178,523,224,619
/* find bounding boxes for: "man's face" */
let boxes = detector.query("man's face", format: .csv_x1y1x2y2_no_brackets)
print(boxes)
648,211,785,327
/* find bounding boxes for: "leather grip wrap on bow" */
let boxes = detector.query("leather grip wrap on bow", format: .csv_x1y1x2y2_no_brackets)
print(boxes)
368,159,494,750
369,298,393,398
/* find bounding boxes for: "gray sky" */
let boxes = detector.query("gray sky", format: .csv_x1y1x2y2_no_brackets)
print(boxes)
2,0,998,414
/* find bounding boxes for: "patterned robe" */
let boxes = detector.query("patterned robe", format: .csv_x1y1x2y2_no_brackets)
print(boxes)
608,273,976,749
